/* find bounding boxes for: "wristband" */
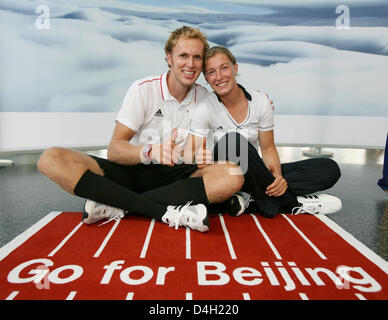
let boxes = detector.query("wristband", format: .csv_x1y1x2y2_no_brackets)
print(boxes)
141,144,152,163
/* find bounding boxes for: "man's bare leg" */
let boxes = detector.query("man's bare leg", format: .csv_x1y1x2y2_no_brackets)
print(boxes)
38,147,212,231
190,162,244,203
38,148,244,217
38,147,243,203
37,147,103,195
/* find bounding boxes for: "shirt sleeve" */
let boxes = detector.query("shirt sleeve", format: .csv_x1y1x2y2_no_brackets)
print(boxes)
258,95,274,131
190,101,211,137
116,81,146,133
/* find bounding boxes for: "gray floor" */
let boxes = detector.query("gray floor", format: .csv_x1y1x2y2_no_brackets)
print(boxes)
0,147,387,260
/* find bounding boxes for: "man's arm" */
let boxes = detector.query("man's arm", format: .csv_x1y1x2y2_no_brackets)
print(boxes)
183,133,213,168
107,122,143,165
186,101,213,167
258,130,288,197
107,122,182,166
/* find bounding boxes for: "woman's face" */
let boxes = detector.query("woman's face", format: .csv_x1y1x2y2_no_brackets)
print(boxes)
204,53,238,97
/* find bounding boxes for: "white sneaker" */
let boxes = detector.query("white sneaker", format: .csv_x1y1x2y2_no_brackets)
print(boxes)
162,202,209,232
82,200,125,226
227,191,253,217
292,194,342,215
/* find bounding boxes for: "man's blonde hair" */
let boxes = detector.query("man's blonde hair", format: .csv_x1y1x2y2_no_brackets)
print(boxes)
164,26,209,67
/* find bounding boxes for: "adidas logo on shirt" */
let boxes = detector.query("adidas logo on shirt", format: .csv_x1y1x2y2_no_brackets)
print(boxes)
215,125,224,131
154,109,163,117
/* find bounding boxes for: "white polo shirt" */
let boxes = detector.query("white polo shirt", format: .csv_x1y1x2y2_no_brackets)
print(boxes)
190,85,274,151
116,73,208,148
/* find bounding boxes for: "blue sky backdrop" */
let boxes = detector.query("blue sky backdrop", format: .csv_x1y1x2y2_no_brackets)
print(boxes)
0,0,387,116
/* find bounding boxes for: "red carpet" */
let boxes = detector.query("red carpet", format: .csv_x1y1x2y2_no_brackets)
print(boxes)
1,212,387,300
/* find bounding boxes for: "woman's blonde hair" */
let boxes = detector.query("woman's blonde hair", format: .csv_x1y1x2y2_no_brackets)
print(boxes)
204,46,237,72
164,26,209,67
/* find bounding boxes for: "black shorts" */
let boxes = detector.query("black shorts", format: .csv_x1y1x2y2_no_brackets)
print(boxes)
91,156,198,193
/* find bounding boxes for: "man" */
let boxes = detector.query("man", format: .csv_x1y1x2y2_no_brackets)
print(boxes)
37,26,245,232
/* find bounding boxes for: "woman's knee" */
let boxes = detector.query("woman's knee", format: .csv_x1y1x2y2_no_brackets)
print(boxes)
319,158,341,186
329,158,341,184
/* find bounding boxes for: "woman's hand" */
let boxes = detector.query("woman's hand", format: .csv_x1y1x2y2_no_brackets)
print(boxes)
266,165,288,197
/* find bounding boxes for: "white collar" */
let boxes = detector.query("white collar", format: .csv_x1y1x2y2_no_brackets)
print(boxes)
161,72,197,105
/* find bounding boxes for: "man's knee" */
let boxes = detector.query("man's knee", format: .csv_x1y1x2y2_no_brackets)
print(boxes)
198,161,244,194
37,147,64,175
222,161,245,192
38,147,102,178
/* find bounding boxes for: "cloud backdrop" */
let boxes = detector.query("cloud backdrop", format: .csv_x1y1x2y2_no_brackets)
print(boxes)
0,0,387,116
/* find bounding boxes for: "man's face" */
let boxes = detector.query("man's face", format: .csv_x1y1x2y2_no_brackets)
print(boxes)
166,37,204,89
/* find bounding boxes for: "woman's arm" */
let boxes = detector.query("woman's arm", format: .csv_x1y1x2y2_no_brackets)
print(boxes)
258,130,288,197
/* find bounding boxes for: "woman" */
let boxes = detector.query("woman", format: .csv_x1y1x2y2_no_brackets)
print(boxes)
185,46,342,217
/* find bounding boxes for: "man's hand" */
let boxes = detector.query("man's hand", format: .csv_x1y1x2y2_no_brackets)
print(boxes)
257,90,275,111
195,138,213,169
150,128,182,166
266,165,288,197
266,94,275,111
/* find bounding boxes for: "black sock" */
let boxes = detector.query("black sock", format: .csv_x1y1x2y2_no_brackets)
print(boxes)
207,200,229,214
74,170,167,221
141,177,209,206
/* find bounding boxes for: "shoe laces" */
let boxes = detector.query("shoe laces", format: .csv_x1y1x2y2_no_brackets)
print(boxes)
291,195,321,215
166,201,193,230
236,191,253,209
98,206,125,226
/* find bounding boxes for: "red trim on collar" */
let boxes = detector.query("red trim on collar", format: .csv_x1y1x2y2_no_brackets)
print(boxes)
160,75,164,101
137,75,165,101
138,76,161,86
